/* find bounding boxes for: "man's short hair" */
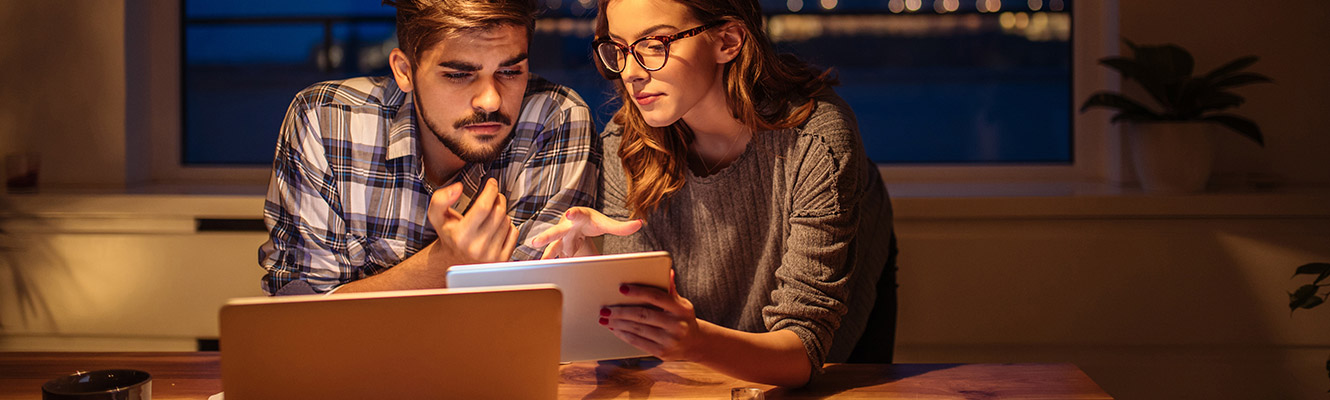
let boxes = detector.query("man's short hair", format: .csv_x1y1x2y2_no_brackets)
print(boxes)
384,0,538,66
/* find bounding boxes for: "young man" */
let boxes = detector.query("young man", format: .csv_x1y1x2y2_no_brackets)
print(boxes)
258,0,598,295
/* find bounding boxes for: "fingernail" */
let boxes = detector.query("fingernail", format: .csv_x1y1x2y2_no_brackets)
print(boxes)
600,307,611,316
598,317,609,325
619,284,629,294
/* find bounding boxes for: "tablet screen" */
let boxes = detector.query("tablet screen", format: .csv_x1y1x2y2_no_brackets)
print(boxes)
446,251,672,362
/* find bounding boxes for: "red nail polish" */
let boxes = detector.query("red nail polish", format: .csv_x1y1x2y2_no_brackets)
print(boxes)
600,307,611,316
598,317,609,325
619,284,629,294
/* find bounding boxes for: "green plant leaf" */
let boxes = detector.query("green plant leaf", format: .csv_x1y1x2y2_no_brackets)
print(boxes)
1173,78,1212,118
1079,92,1160,119
1195,91,1245,114
1122,38,1140,53
1294,263,1330,285
1204,55,1259,81
1099,57,1143,79
1211,72,1273,89
1134,43,1194,83
1126,43,1194,113
1203,114,1264,146
1289,284,1325,311
1135,81,1175,114
1111,113,1161,123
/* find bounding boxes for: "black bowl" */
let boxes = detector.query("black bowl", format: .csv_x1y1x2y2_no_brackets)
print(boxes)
42,369,151,400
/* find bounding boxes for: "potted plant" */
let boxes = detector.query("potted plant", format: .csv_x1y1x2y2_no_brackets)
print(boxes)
1080,39,1271,193
1288,262,1330,392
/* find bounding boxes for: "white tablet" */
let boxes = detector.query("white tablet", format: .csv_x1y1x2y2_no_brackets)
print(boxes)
446,251,672,362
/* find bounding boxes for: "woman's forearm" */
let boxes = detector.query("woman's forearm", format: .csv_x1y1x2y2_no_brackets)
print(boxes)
691,320,812,387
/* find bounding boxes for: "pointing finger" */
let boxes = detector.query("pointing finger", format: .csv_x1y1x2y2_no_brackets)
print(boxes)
541,238,563,259
531,220,573,248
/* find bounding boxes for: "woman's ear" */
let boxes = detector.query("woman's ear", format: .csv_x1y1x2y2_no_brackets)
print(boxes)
714,21,745,64
389,48,415,93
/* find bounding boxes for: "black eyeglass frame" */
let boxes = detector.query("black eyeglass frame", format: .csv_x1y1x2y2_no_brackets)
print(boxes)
592,20,728,74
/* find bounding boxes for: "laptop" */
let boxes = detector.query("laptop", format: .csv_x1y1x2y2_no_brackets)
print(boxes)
446,251,673,362
219,284,561,400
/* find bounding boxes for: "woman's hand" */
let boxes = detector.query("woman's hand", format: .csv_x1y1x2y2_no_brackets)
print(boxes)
603,276,813,387
600,277,708,361
427,178,519,263
530,207,642,259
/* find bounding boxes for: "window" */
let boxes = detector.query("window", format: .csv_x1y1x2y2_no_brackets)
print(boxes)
183,1,396,165
765,2,1073,163
535,1,1075,164
168,0,1113,182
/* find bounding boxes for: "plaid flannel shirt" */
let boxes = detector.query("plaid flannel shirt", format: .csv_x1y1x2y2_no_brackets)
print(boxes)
258,74,599,295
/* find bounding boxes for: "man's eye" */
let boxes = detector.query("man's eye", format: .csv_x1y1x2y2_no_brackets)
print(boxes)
498,69,525,78
444,72,472,80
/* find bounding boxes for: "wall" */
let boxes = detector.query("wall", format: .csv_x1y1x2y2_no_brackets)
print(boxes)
0,195,268,351
0,1,128,189
1118,0,1330,185
891,195,1330,399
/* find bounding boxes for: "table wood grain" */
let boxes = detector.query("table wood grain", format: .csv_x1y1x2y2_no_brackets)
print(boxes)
0,352,1112,399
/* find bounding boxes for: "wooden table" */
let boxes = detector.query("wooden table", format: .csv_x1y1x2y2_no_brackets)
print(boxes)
0,352,1112,399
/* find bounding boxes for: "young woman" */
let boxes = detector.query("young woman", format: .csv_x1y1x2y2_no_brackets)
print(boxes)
531,0,895,387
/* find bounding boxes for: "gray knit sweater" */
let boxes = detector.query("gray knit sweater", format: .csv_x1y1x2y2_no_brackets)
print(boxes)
600,91,894,369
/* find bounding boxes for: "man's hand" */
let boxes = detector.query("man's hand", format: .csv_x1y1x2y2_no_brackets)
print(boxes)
427,178,519,262
530,207,642,259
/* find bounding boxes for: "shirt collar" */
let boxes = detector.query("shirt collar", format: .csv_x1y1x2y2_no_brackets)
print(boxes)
386,79,416,161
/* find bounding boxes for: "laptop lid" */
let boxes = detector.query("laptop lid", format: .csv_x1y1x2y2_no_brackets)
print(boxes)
219,284,561,400
446,251,672,362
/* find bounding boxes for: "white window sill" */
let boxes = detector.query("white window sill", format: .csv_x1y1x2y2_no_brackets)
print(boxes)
0,184,266,234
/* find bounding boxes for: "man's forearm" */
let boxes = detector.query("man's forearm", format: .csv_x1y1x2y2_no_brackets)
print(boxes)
335,239,476,294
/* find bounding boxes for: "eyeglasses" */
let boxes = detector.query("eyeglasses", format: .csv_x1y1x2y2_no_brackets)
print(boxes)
593,21,726,74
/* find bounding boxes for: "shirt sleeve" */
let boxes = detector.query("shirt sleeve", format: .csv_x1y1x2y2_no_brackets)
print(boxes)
505,90,601,260
257,92,358,296
763,127,869,372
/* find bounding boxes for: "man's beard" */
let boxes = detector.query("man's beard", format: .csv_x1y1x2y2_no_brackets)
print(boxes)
413,91,515,164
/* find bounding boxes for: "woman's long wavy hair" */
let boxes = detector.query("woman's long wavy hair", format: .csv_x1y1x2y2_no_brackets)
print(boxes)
594,0,836,218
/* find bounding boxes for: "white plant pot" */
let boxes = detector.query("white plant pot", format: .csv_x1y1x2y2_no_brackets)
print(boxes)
1127,121,1217,194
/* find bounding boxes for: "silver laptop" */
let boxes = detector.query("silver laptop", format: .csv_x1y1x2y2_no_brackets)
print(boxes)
446,251,673,362
219,285,561,399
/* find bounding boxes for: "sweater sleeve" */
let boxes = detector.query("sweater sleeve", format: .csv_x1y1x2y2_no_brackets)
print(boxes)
762,107,869,373
598,126,656,254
